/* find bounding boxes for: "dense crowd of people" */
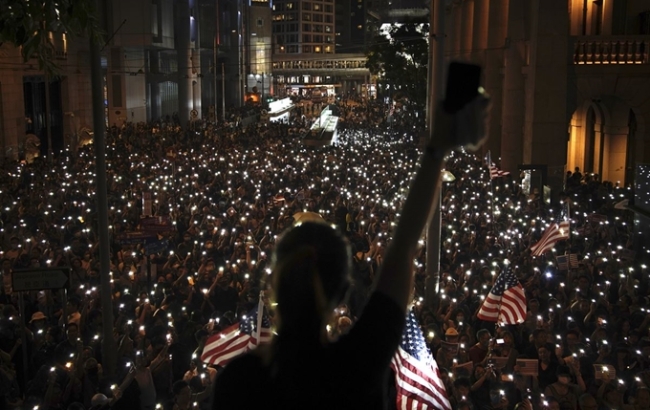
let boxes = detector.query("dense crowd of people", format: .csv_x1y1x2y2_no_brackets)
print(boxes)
0,99,647,410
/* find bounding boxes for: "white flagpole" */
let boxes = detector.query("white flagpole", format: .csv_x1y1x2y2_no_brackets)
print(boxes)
255,290,265,345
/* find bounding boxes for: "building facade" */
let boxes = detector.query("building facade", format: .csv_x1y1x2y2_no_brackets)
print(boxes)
0,31,92,159
245,2,274,102
271,0,371,98
447,0,650,190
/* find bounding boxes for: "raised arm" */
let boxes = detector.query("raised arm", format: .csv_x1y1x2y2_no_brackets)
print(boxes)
373,95,489,311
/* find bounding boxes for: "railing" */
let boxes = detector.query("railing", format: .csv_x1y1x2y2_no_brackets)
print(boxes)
272,57,368,71
574,36,649,65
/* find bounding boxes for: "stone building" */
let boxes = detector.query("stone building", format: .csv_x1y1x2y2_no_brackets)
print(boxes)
448,0,650,190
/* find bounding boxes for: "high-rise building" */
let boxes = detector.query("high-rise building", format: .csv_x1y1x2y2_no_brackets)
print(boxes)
272,0,336,55
271,0,371,98
245,1,274,101
335,0,367,53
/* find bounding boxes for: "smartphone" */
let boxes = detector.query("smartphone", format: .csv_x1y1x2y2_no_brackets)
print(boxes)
496,338,505,344
444,62,482,114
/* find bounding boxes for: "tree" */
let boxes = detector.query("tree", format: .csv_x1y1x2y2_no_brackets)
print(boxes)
366,23,429,115
0,0,101,159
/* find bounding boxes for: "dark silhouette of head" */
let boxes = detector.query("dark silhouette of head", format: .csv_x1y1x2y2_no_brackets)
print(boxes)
271,222,352,339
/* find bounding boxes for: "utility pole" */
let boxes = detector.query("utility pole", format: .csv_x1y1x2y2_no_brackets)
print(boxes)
214,36,218,123
425,0,446,308
90,1,116,377
222,63,226,121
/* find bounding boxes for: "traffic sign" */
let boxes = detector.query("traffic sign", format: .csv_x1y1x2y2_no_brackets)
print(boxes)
12,268,70,292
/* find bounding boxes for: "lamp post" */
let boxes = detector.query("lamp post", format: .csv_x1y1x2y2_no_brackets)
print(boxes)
425,0,447,308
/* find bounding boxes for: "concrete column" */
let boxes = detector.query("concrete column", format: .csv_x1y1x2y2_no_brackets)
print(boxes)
460,0,475,60
176,0,191,127
483,0,508,159
0,64,24,160
523,0,571,195
149,51,160,121
471,0,490,64
451,2,463,59
593,124,604,175
602,0,614,35
569,0,583,35
500,0,526,173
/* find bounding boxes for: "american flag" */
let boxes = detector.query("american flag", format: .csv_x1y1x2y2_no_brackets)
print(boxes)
556,253,579,270
489,165,510,179
515,359,538,376
201,300,272,367
485,150,510,179
391,309,451,410
476,269,527,324
530,220,570,257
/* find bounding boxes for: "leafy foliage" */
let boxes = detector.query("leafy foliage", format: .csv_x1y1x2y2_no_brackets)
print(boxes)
366,23,429,111
0,0,102,75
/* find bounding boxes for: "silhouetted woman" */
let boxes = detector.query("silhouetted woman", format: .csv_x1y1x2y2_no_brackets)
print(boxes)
212,94,490,409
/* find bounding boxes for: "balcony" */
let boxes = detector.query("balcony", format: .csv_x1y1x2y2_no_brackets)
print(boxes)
574,36,649,65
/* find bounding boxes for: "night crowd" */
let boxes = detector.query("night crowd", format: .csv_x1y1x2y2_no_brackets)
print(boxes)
0,99,647,410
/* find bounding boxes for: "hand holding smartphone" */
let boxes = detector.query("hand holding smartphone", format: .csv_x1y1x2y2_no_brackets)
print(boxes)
439,61,489,152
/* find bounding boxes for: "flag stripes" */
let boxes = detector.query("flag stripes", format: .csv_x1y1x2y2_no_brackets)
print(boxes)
391,310,451,410
530,220,570,256
477,270,527,324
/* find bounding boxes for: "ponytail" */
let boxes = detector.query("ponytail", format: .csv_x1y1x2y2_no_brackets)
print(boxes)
273,246,328,331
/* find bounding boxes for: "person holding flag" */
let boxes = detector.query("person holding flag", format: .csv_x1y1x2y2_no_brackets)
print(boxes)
211,89,491,408
477,266,527,325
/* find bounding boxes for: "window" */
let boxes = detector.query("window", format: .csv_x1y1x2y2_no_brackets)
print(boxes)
314,46,322,53
286,2,294,10
288,45,298,53
325,5,332,12
314,35,322,43
257,18,263,27
303,45,312,53
325,36,332,43
314,3,321,11
302,13,311,21
313,14,323,22
303,34,311,42
151,1,160,39
325,15,332,23
303,23,311,31
325,25,332,32
325,45,332,53
304,2,311,10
